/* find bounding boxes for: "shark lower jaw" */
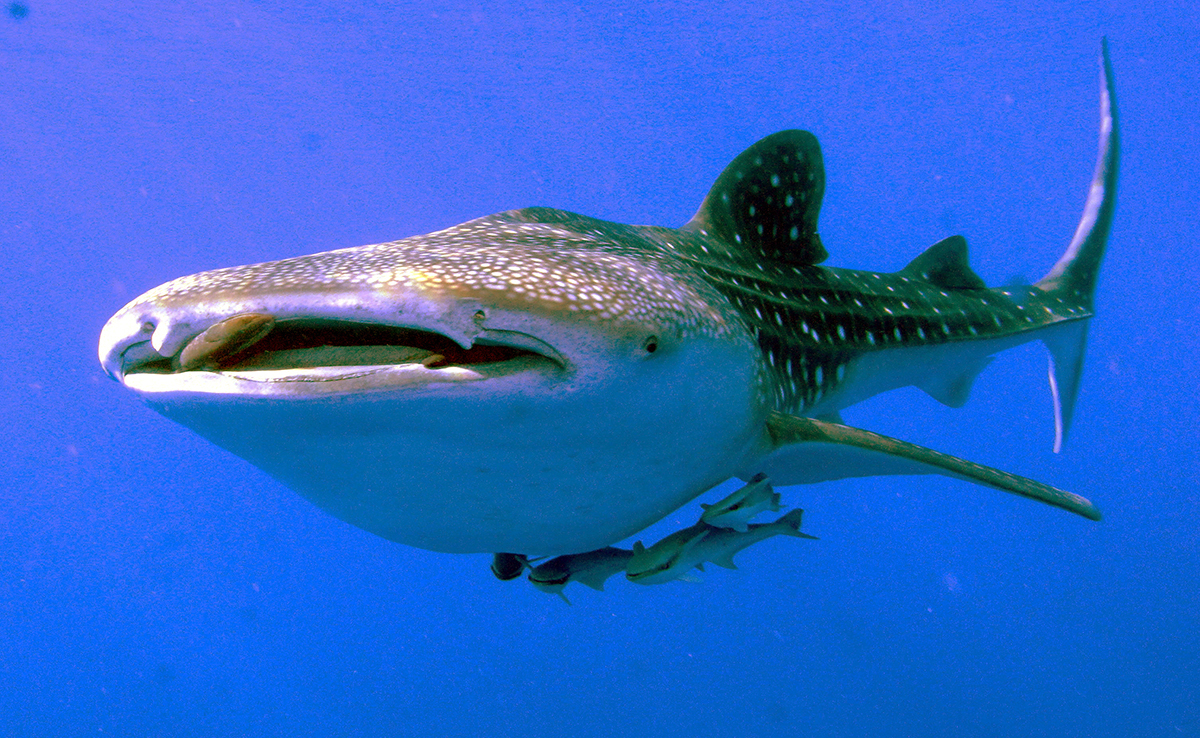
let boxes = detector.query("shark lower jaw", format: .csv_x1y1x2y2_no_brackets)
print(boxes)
529,573,571,588
122,355,561,398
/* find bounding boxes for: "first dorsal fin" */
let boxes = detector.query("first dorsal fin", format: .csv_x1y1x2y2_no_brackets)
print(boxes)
683,130,827,265
900,235,987,290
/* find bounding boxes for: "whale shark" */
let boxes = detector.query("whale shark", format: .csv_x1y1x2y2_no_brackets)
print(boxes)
98,44,1116,558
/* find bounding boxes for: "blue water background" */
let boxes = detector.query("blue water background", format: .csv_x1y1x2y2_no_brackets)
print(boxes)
2,2,1196,735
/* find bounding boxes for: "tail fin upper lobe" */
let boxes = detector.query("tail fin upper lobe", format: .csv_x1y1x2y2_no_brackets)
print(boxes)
1035,40,1119,452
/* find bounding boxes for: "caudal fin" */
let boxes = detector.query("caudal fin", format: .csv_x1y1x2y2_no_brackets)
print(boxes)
1034,39,1119,452
773,508,819,540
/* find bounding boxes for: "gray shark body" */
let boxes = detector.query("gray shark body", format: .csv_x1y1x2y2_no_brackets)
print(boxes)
98,46,1116,556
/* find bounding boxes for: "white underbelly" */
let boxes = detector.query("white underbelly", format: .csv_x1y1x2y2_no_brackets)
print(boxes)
141,370,763,556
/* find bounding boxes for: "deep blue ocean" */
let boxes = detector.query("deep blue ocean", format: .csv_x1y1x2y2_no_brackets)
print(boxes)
2,2,1196,736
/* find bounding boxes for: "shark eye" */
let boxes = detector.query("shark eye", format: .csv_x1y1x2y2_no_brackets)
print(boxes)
642,336,659,354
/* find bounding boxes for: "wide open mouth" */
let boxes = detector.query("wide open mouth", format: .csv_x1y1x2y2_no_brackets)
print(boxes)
125,317,561,377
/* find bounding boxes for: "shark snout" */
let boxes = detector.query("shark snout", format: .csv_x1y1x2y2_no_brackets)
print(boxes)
99,306,158,380
100,301,214,380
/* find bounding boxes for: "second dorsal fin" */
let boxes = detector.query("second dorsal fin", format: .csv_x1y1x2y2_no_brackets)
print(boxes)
684,130,827,265
900,235,988,290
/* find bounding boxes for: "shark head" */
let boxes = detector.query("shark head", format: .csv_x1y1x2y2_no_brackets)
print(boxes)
100,209,744,386
98,208,767,555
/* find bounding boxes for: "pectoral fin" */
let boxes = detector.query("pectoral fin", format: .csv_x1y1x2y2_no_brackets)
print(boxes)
754,412,1101,521
574,573,612,592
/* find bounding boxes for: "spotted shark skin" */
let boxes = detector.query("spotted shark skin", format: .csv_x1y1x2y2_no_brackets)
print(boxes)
98,44,1116,556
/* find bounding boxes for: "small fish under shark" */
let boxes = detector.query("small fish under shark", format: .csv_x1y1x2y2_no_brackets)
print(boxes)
98,44,1117,574
700,472,781,532
526,504,814,601
528,547,635,602
626,509,816,586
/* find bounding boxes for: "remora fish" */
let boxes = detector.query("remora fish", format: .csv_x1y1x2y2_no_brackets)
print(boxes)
700,472,781,532
98,45,1116,557
626,510,815,585
527,547,635,601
